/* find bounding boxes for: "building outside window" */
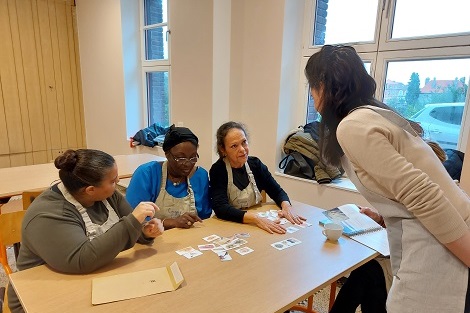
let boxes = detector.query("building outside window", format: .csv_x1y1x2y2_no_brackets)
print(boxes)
142,0,170,127
303,0,470,150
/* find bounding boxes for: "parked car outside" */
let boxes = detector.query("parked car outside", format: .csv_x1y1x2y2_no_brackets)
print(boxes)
410,102,465,150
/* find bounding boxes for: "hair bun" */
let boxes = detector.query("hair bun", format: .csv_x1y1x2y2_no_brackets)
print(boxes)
54,150,78,171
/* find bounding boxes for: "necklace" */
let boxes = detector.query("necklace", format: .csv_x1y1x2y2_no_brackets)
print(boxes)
168,173,185,186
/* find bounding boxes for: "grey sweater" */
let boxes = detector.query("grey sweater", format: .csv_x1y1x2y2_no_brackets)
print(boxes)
8,186,152,313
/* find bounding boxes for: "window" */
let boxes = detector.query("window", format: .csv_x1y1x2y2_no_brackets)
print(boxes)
141,0,170,126
303,0,470,150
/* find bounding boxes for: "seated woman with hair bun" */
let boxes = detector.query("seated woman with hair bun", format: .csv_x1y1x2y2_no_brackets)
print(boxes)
8,149,164,313
126,125,212,229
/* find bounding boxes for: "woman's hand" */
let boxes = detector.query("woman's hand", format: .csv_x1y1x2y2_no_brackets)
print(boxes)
358,206,384,227
142,218,164,238
279,202,306,225
243,212,286,234
132,202,158,223
165,212,202,229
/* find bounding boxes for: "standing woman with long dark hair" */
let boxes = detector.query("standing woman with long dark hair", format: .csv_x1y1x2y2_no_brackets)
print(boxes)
8,149,163,313
305,45,470,313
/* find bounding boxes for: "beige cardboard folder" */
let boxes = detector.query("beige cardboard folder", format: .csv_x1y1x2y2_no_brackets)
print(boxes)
92,262,184,305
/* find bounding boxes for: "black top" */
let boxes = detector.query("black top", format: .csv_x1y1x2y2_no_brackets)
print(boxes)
209,156,290,223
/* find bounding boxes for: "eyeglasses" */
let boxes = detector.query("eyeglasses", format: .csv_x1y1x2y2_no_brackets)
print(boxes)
169,152,198,165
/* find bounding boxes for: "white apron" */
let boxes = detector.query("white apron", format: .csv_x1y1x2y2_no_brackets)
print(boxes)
224,158,262,209
58,183,119,241
341,106,468,313
154,161,197,219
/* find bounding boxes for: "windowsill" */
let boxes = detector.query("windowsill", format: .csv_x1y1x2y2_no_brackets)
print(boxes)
274,171,359,193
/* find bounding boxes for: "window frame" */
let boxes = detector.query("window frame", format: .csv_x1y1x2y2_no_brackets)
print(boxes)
300,0,470,151
140,0,171,127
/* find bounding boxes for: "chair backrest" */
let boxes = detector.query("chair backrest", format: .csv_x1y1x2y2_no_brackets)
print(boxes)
22,190,43,210
260,190,267,203
0,210,26,274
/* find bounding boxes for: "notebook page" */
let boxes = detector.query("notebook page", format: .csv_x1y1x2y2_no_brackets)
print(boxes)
338,204,382,232
350,228,390,256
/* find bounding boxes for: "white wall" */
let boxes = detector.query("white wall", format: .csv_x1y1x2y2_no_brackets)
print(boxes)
76,0,130,155
74,0,372,209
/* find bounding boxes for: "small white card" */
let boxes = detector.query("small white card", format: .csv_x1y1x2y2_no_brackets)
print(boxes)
202,234,221,242
235,247,254,255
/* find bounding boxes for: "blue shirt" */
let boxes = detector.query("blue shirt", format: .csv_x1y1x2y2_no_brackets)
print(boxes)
126,161,212,219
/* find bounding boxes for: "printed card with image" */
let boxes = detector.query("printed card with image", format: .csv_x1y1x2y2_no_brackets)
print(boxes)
234,232,250,238
176,246,203,259
213,237,233,246
286,226,299,233
235,247,254,255
257,212,268,218
198,244,216,251
269,209,279,217
221,238,247,250
214,249,232,261
202,234,221,242
175,246,197,255
282,238,302,247
271,241,289,251
297,221,313,229
279,218,288,225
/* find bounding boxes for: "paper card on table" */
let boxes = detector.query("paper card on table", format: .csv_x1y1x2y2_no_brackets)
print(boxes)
286,226,299,233
198,244,216,251
298,222,312,228
175,246,196,255
234,232,250,238
176,247,203,259
92,262,184,305
202,234,221,242
221,238,247,250
282,238,301,246
271,241,289,251
213,237,232,246
235,247,254,255
213,249,232,261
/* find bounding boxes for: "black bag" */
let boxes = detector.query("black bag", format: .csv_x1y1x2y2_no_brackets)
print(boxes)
278,151,314,180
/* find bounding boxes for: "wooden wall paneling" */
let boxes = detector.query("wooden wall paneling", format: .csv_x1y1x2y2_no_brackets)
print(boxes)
31,0,53,162
16,0,48,154
0,155,10,169
0,0,26,154
7,0,33,153
73,6,86,148
0,76,11,155
67,3,85,149
48,0,68,150
32,150,49,164
9,153,27,167
37,0,62,153
56,1,78,149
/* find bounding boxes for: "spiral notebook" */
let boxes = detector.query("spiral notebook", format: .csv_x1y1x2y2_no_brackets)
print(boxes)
321,204,390,256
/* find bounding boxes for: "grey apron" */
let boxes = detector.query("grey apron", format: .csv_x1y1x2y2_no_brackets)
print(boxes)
154,161,197,219
224,158,262,209
341,105,468,313
58,182,119,241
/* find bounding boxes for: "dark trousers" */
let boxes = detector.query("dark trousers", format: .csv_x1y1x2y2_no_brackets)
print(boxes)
465,268,470,313
329,259,387,313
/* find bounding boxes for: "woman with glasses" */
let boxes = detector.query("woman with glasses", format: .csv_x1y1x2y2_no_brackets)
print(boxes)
126,125,211,229
209,121,305,234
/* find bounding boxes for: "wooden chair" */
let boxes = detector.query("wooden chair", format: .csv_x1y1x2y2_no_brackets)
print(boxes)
0,210,27,275
22,190,43,210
